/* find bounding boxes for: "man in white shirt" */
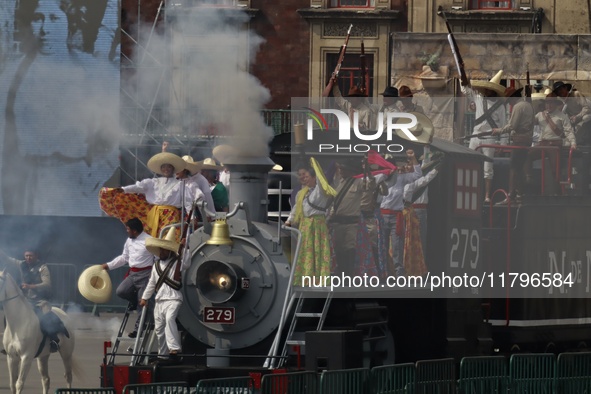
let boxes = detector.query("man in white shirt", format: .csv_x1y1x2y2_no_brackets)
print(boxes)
140,228,191,364
102,218,154,338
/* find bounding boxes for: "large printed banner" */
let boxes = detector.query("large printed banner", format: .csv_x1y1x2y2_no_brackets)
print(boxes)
0,0,120,216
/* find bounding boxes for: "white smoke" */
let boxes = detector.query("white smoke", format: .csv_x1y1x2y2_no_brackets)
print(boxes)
126,4,274,157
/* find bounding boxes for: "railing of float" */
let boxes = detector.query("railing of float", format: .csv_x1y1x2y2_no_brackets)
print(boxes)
261,371,319,394
195,376,255,393
415,358,456,394
475,144,572,196
458,356,509,394
261,109,309,135
555,352,591,393
509,353,556,393
122,381,190,393
371,363,415,394
319,368,370,394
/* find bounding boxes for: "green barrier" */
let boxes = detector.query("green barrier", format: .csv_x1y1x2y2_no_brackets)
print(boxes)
261,371,318,394
320,368,370,394
122,381,190,393
509,353,555,393
370,363,415,394
55,389,116,394
457,356,509,394
415,358,455,394
196,376,254,394
555,351,591,393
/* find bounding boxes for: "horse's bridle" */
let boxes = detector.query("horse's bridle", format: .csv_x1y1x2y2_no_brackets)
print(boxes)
0,275,20,304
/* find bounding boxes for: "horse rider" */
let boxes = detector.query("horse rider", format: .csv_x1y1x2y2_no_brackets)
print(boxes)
0,248,68,353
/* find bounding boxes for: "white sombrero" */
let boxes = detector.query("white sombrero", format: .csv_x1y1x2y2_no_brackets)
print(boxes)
145,227,180,257
200,158,224,171
272,164,283,172
182,155,203,175
395,112,434,145
147,152,186,176
78,265,112,304
471,70,506,97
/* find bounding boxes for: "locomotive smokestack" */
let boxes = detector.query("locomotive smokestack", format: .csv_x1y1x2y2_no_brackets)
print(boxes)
213,145,274,223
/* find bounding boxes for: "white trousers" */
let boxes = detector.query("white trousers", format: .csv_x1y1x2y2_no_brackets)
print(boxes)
153,299,182,355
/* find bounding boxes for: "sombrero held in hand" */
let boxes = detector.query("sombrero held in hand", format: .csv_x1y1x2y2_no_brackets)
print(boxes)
78,265,112,304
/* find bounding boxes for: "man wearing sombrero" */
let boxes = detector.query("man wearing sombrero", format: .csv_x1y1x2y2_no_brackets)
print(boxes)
140,228,191,363
99,152,199,238
460,70,507,204
161,142,215,218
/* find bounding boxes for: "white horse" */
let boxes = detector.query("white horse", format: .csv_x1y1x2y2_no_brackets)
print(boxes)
0,272,78,394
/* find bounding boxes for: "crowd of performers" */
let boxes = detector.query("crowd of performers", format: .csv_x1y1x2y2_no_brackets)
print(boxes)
286,148,442,287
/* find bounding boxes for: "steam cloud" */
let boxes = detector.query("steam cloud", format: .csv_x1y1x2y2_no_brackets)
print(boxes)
126,4,274,158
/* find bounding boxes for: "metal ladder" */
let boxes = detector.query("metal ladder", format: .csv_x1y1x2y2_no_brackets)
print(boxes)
280,289,333,365
265,287,333,369
107,303,155,366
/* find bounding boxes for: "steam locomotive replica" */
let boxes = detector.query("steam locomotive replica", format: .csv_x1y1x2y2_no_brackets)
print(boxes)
100,129,591,390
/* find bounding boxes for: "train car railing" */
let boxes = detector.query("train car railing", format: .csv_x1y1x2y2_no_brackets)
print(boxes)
476,144,569,197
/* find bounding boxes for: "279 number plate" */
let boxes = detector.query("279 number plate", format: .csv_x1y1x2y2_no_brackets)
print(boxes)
203,307,235,324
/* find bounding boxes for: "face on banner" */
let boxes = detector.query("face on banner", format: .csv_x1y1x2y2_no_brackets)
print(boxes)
0,0,120,216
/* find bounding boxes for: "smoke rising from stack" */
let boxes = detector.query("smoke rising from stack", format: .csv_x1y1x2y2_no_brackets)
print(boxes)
126,3,274,158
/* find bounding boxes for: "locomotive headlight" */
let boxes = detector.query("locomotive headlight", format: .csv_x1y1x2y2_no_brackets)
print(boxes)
214,274,232,290
197,260,246,304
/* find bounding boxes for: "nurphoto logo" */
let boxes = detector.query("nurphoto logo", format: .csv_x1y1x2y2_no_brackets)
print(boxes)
304,107,417,153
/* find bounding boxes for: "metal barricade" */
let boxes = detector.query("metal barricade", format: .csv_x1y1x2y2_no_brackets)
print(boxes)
261,371,318,394
509,353,555,393
55,389,116,394
47,263,78,308
457,356,509,394
415,358,456,394
370,363,415,394
319,367,370,394
554,351,591,393
195,376,254,394
122,381,190,393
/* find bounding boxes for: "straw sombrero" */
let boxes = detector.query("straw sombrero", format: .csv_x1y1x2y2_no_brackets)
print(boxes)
272,164,283,172
395,112,434,145
471,70,506,97
200,158,223,171
147,152,186,176
78,265,112,304
145,227,180,257
182,155,203,175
